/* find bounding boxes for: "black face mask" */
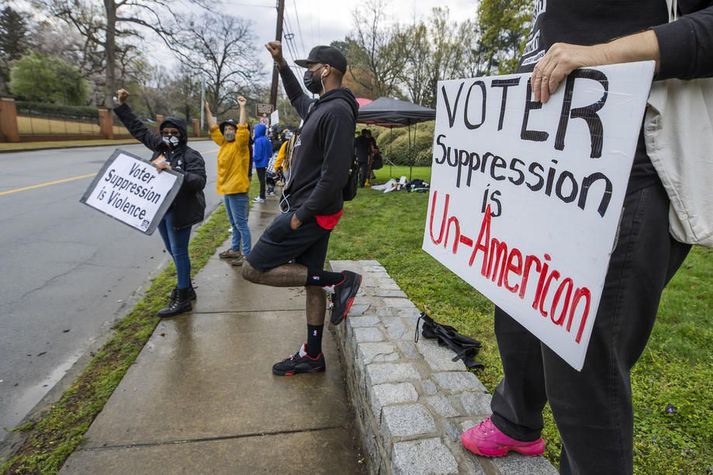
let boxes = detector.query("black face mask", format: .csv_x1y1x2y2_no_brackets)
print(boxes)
303,68,324,95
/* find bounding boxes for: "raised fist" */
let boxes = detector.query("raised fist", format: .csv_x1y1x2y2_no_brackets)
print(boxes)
237,96,247,106
265,41,285,65
116,89,129,105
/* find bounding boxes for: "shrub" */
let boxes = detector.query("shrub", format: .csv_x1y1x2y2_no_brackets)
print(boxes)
9,52,90,105
376,121,435,166
15,101,98,121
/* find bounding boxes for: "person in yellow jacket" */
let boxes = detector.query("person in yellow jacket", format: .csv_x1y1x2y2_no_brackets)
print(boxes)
204,96,251,266
273,130,296,183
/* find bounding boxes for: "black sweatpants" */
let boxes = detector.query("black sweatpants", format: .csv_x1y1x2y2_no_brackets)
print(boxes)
256,167,266,199
358,161,369,187
490,179,690,475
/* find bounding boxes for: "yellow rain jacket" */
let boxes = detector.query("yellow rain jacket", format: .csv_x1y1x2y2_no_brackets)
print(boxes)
274,140,288,171
211,124,250,194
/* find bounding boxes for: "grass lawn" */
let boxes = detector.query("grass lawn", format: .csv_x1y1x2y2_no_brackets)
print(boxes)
328,166,713,474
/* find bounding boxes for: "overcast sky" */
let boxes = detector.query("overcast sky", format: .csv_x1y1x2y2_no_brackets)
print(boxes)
207,0,478,75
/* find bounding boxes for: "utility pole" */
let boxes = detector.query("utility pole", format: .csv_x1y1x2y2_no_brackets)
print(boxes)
200,75,205,131
269,0,286,110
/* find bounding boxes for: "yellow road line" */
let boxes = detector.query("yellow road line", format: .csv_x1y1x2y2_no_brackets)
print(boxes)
0,173,97,197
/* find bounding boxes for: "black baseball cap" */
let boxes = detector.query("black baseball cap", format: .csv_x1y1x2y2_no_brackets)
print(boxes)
295,46,348,73
219,119,237,135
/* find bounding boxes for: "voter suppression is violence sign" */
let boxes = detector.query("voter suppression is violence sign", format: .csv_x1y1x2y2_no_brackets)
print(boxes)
81,149,183,235
423,62,655,370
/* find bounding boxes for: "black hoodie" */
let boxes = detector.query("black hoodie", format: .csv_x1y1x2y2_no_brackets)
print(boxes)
114,103,207,230
278,65,358,223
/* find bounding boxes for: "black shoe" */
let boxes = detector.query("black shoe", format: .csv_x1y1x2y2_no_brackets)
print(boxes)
157,288,192,317
272,344,326,376
169,286,197,301
330,271,362,325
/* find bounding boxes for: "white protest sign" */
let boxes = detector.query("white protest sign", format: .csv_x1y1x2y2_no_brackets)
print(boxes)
271,109,280,125
422,62,655,370
81,149,183,235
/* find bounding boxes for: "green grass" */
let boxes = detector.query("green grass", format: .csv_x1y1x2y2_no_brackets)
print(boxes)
1,206,230,475
328,166,713,474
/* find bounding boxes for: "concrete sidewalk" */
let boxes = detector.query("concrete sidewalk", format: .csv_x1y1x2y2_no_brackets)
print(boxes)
61,198,364,474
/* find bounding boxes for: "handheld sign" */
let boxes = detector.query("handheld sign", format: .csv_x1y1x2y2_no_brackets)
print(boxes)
423,62,655,370
80,149,183,235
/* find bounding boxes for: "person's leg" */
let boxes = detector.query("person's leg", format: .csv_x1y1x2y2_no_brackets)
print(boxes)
224,195,241,252
257,168,266,200
358,162,368,187
170,224,192,290
461,304,548,457
157,212,194,317
233,193,252,256
490,307,548,441
157,216,173,257
542,182,690,475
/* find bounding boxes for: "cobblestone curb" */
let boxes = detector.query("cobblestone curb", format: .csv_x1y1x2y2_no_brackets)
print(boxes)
330,260,557,475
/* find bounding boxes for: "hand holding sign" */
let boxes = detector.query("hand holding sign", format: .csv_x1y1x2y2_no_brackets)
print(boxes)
151,154,171,173
532,31,661,103
81,149,183,235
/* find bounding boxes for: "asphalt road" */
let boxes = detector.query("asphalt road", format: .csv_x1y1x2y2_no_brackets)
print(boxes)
0,141,222,442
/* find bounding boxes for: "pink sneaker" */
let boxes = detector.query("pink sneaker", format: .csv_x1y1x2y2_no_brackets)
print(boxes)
461,417,545,457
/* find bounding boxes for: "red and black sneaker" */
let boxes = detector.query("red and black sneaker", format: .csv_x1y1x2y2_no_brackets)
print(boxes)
330,271,362,325
272,344,326,376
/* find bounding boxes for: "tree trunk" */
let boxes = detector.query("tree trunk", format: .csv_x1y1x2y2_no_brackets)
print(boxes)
104,0,117,108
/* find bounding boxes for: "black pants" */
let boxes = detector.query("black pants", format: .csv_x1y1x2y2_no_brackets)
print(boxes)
358,161,369,187
256,167,266,199
490,181,690,474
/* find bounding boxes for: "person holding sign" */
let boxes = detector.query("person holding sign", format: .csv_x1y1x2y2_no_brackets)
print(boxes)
241,41,362,377
204,96,252,266
114,89,207,317
460,2,713,474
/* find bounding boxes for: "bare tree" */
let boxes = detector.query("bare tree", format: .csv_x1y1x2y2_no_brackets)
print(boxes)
171,12,263,116
399,8,477,107
346,0,407,98
35,0,181,106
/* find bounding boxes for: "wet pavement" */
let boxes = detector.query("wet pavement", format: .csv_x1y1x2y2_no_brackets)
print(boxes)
60,197,364,474
0,142,221,442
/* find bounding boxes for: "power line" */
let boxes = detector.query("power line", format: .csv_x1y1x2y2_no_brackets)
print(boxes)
283,16,301,63
291,0,307,54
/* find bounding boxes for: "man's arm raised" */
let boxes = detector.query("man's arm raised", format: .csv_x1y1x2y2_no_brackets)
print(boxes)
266,41,313,119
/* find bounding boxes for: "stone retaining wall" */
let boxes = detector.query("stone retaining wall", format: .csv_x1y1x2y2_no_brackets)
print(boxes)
330,260,557,475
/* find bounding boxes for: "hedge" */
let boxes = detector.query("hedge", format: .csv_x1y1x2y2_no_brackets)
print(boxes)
15,101,99,121
372,122,435,166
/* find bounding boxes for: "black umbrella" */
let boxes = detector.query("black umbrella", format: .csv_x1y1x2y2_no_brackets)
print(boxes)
357,98,436,180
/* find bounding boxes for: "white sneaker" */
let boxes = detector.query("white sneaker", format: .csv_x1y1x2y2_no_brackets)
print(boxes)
253,197,265,203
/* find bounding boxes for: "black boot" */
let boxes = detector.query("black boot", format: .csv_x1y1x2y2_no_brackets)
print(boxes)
157,287,192,317
168,285,197,301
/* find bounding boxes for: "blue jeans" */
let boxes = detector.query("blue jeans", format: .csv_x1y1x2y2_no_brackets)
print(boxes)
158,210,192,290
224,193,251,256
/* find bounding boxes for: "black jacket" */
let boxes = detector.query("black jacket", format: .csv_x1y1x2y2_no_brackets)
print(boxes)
114,103,207,230
278,65,358,222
